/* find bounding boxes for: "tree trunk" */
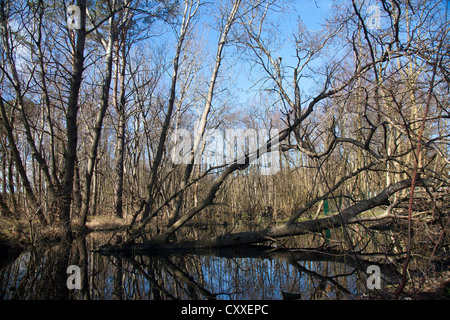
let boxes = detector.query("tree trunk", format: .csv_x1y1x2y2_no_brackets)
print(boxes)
113,25,128,219
60,0,87,237
167,0,241,228
113,100,126,219
0,97,47,224
80,9,116,227
138,0,199,223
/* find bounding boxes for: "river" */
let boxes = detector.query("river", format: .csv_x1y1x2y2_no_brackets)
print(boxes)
0,224,409,300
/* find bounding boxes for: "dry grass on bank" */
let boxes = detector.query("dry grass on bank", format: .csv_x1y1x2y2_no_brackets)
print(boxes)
0,216,64,246
0,213,130,247
83,214,130,232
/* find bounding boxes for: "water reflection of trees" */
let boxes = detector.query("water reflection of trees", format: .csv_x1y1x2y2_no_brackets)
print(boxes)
93,246,401,300
0,240,72,299
1,230,405,300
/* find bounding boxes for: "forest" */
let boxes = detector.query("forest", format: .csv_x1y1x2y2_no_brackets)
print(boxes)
0,0,449,300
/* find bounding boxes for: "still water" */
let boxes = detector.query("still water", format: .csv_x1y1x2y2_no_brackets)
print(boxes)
0,229,403,300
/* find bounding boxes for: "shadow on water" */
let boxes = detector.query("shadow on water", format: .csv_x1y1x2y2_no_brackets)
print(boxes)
0,225,407,300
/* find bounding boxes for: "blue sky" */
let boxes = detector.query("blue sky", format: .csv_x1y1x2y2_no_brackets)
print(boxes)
148,0,337,118
226,0,335,109
296,0,334,30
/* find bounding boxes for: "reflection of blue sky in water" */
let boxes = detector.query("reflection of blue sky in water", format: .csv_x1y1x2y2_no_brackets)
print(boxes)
195,255,360,300
1,247,365,300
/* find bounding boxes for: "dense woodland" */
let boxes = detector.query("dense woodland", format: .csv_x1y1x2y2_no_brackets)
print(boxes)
0,0,449,298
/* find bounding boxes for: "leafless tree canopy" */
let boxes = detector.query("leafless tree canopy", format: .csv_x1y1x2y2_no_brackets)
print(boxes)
0,0,449,298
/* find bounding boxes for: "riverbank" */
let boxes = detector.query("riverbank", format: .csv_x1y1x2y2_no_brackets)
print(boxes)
0,218,27,268
0,215,128,268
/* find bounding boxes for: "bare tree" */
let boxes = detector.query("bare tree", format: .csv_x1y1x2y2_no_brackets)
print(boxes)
0,1,448,299
97,0,448,257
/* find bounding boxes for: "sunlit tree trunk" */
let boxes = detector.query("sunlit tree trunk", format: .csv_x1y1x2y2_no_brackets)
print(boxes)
80,4,117,227
167,0,242,228
113,47,127,219
138,0,200,224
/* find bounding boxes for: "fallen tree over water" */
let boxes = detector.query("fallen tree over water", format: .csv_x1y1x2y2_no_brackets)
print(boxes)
97,178,436,254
